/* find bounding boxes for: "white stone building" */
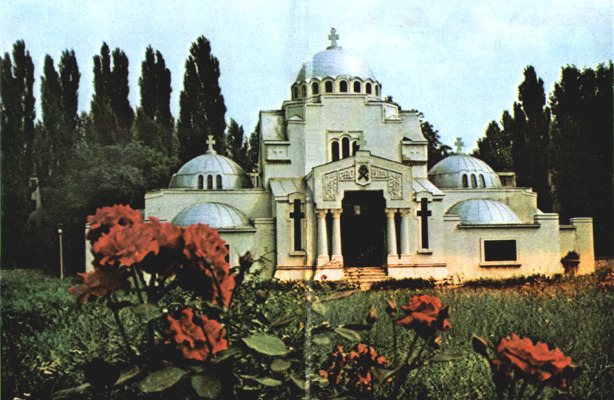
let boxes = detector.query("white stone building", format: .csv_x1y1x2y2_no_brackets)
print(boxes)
142,29,595,282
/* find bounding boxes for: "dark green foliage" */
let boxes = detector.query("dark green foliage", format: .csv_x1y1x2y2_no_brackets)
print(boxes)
474,120,513,172
135,46,174,155
1,40,36,268
243,127,260,174
225,118,245,163
549,63,613,256
177,36,227,164
421,120,451,169
90,43,134,145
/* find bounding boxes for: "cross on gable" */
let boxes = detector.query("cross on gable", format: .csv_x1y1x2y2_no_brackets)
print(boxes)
328,28,339,48
454,137,465,153
207,135,216,151
289,199,305,251
417,198,432,249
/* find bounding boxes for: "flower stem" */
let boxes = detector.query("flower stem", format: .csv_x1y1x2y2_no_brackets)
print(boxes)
131,267,145,303
108,296,137,361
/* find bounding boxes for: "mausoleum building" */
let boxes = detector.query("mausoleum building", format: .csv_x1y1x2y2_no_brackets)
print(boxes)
140,29,595,282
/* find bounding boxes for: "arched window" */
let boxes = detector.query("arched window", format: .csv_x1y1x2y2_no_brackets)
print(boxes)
325,81,333,93
198,175,204,189
216,175,223,189
375,85,379,96
366,83,372,94
339,80,348,93
471,174,478,188
479,174,486,188
311,82,319,95
353,81,361,93
293,86,298,99
462,174,468,188
352,141,359,156
301,85,307,97
331,141,340,161
342,137,350,158
207,175,213,190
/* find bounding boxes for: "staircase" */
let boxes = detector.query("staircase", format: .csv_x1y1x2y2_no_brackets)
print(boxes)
344,267,389,289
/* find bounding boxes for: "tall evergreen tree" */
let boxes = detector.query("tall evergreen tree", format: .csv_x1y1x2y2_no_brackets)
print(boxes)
39,55,64,180
177,36,226,164
225,118,245,162
0,40,36,267
420,119,451,169
135,46,174,154
90,43,133,145
473,120,513,172
243,126,260,175
58,49,80,131
549,63,613,256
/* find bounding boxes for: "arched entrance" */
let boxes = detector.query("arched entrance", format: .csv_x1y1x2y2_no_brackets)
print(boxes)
341,190,386,267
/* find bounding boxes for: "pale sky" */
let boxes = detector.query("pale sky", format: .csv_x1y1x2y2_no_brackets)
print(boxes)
2,0,612,150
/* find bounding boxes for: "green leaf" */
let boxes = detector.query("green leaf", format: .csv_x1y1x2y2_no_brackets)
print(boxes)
139,367,186,393
191,374,222,399
243,333,290,356
373,367,395,383
115,366,140,385
428,352,464,364
251,376,283,387
321,290,357,302
311,302,327,315
290,373,306,390
334,327,361,342
212,346,241,364
270,359,292,372
130,303,162,322
270,312,300,327
312,336,330,346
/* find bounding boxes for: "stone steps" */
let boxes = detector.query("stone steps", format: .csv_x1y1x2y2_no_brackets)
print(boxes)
344,267,389,289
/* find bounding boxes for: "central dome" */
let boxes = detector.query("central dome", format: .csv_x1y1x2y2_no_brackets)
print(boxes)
296,46,376,82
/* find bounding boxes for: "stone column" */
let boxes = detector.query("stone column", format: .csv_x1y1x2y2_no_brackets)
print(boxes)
316,209,329,265
331,209,343,264
385,208,398,258
398,208,410,256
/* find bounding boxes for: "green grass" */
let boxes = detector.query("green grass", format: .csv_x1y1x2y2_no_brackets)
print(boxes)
2,269,613,399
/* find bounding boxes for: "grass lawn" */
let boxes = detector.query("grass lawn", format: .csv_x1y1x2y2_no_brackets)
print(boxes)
2,268,613,399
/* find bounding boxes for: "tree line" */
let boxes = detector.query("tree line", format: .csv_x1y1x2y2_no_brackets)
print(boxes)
1,37,259,272
473,64,613,257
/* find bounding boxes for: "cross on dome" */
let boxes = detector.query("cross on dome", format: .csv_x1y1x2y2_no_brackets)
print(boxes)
328,28,339,48
206,135,216,152
454,137,465,153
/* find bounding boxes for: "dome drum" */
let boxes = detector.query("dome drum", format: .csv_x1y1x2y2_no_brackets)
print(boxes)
291,77,380,100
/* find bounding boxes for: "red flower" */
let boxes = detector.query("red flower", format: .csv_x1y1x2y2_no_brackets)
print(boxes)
492,334,581,389
87,205,143,244
91,223,158,267
164,308,227,361
182,224,229,265
68,267,130,304
394,295,451,338
139,218,184,275
319,345,345,385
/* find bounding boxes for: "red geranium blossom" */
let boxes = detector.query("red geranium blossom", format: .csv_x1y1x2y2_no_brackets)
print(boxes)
394,295,451,338
86,204,143,243
164,308,227,361
91,223,158,267
319,343,388,392
319,344,345,385
492,334,581,389
68,267,130,304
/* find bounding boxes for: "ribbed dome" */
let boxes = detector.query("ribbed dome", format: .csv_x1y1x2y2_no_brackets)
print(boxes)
169,149,252,189
428,154,501,189
446,199,521,225
171,203,252,229
296,46,376,82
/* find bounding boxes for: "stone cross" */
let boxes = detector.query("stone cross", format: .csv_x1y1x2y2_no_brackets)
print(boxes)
207,135,216,151
454,137,465,153
289,199,305,251
328,28,339,48
417,198,432,249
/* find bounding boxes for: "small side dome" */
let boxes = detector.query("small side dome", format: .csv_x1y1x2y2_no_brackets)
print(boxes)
169,148,252,190
428,154,501,189
171,203,252,229
446,199,521,225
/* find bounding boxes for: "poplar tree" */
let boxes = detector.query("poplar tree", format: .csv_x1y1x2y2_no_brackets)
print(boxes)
177,36,226,164
135,46,174,154
225,118,245,162
473,120,513,172
0,40,36,267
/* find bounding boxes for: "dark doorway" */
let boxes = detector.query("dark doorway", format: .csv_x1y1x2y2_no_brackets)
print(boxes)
341,191,386,267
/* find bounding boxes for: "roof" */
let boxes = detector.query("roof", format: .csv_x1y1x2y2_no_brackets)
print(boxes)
171,203,253,229
428,154,501,189
445,199,521,225
269,178,304,199
412,178,444,197
169,149,252,189
295,46,376,82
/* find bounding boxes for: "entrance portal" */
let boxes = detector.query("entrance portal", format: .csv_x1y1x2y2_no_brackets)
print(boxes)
341,191,386,267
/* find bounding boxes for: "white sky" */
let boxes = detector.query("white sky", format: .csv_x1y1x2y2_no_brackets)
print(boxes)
2,0,612,150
